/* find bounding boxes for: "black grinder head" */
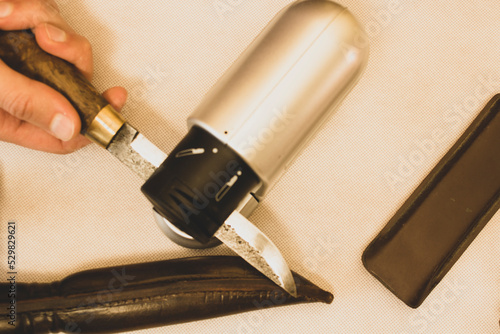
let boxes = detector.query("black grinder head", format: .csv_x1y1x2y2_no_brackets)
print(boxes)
141,126,260,245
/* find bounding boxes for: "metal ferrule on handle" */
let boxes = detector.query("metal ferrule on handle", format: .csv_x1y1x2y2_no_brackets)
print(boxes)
87,105,126,148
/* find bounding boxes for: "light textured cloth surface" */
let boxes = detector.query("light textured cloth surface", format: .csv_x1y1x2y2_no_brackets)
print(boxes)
1,0,499,333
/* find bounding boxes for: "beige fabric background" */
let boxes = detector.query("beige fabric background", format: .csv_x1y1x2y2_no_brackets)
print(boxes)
1,0,499,333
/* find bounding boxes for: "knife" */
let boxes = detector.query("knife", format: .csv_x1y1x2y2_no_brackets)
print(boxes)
0,29,297,297
0,0,370,299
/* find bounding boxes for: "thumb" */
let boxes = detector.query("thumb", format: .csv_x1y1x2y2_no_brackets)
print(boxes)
0,59,81,141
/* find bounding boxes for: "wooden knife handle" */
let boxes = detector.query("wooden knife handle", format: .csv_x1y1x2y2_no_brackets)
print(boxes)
0,30,124,147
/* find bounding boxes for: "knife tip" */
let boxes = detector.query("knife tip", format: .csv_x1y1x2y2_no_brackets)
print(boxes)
284,281,298,298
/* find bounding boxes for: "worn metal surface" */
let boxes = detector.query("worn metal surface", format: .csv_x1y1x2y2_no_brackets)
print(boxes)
107,123,166,181
215,211,298,297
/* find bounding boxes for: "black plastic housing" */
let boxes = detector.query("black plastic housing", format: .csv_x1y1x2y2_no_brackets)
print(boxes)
142,126,260,244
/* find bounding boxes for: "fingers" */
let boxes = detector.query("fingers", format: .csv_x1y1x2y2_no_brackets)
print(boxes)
0,0,128,154
0,0,64,30
0,85,128,154
0,0,94,79
0,110,91,154
34,23,94,80
0,59,81,141
102,87,128,112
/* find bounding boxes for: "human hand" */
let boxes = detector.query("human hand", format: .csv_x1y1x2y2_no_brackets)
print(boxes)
0,0,127,154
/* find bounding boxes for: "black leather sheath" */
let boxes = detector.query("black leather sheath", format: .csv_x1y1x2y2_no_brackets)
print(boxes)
0,256,332,333
363,94,500,308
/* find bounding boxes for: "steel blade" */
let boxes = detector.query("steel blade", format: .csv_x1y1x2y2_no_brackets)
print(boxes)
107,124,296,296
107,123,167,180
214,211,298,297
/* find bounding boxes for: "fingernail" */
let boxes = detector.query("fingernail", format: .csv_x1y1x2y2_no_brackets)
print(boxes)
0,2,14,18
45,23,67,42
50,114,74,141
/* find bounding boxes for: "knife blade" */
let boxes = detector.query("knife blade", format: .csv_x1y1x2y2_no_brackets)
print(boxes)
0,29,297,296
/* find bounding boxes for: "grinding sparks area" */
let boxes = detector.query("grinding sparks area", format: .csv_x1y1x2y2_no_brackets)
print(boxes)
215,212,297,297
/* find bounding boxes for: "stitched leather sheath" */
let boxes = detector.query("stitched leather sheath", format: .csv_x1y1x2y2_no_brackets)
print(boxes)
0,256,332,333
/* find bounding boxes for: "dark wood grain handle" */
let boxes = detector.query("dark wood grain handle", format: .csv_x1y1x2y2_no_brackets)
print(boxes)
0,30,124,147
